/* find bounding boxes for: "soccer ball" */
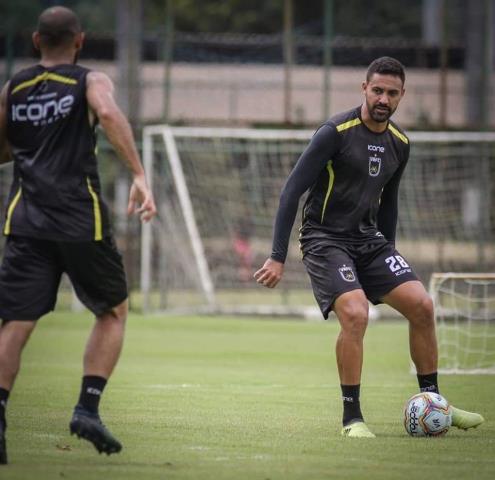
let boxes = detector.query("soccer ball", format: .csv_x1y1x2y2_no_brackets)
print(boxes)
404,392,452,437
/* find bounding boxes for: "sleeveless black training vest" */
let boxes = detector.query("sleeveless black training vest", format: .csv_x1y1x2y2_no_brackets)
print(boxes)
4,63,111,241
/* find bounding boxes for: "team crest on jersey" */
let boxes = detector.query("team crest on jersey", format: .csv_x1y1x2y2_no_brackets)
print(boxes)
369,155,381,176
338,265,356,282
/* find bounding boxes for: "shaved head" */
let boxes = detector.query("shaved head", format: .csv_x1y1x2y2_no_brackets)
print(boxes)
37,6,81,49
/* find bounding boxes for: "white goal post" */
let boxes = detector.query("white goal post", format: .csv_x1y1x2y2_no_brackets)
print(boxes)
429,273,495,375
141,126,495,316
141,126,317,315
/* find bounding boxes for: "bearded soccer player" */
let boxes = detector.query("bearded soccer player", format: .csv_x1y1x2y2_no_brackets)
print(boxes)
0,7,156,463
254,57,484,438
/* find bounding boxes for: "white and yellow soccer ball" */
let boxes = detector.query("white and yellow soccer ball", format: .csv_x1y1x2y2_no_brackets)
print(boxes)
404,392,452,437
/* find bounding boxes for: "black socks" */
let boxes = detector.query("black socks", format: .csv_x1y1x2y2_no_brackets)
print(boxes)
77,376,107,414
341,374,439,428
341,384,363,426
2,377,109,427
0,388,9,428
417,372,439,394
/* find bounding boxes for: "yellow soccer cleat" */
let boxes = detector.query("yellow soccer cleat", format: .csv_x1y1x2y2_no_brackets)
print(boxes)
341,421,376,438
450,406,485,430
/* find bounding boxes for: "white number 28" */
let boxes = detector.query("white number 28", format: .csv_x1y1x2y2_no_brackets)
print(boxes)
385,255,409,272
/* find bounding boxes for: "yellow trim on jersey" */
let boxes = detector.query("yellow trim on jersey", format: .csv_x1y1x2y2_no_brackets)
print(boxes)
11,72,77,95
298,226,304,258
3,186,22,235
336,118,361,132
388,124,409,144
321,160,335,223
86,177,103,241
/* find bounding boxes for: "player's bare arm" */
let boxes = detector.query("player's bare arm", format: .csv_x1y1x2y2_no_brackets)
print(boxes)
86,71,157,222
0,82,12,165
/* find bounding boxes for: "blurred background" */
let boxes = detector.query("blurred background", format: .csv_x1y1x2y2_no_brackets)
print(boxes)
0,0,494,314
1,0,494,129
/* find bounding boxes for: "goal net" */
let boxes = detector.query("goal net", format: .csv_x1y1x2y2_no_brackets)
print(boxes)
429,273,495,374
141,127,495,315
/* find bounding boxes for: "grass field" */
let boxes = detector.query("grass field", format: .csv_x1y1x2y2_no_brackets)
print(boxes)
2,311,494,480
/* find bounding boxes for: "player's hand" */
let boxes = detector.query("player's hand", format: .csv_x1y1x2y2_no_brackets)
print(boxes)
127,174,157,222
254,258,284,288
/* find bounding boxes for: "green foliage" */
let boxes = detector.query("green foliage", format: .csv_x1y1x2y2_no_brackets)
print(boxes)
0,0,116,34
334,0,421,37
0,0,468,41
146,0,422,36
0,0,40,30
146,0,282,33
71,0,116,35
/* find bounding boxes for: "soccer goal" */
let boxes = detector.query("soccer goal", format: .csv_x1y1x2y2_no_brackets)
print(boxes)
429,273,495,375
141,126,495,316
141,126,317,316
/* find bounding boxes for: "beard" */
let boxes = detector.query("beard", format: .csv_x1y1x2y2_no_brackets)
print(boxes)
368,101,394,123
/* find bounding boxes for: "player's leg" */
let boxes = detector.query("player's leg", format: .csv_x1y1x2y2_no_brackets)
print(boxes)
69,300,127,455
0,320,37,464
302,248,375,437
61,237,128,454
0,236,62,465
358,242,437,389
333,290,376,438
83,300,127,379
382,280,484,430
365,244,484,431
381,280,437,378
0,321,37,390
0,322,37,389
334,290,369,385
77,299,127,416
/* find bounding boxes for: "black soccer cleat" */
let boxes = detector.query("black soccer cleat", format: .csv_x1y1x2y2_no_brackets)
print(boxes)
69,406,122,455
0,422,7,465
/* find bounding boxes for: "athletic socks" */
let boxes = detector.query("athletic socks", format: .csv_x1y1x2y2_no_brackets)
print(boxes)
0,388,9,428
341,384,363,426
77,376,107,414
417,372,439,394
341,375,439,428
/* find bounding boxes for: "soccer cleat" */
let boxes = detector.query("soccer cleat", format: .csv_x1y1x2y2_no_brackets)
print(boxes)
450,406,484,431
341,421,376,438
69,406,122,455
0,422,6,465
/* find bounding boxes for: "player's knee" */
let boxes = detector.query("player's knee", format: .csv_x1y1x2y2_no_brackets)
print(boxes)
410,295,434,329
338,303,369,337
97,300,128,326
0,320,37,349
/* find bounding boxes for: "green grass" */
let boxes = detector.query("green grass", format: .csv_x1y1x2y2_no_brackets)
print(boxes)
2,312,494,480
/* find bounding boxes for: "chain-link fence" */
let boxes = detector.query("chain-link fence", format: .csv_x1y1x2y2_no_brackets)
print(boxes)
1,31,494,128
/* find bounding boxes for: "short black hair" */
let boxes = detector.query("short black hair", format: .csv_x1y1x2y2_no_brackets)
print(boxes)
366,57,406,85
37,6,81,49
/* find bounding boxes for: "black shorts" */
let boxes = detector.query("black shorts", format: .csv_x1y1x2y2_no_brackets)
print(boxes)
0,235,128,321
302,239,419,319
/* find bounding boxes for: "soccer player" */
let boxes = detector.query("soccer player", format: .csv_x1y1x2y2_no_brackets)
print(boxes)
0,7,156,463
254,57,484,438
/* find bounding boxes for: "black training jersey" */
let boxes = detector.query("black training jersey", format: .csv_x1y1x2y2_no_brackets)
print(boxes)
3,63,111,241
271,106,410,263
